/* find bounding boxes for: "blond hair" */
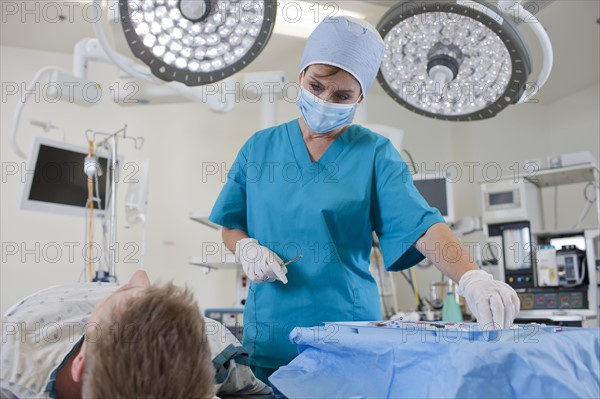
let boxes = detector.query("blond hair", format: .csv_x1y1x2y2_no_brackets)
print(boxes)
82,283,215,398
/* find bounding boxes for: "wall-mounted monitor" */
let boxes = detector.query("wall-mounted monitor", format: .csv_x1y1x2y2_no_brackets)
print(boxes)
412,173,455,223
20,137,112,217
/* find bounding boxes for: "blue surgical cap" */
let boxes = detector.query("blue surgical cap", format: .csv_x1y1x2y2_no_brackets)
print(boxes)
299,16,385,96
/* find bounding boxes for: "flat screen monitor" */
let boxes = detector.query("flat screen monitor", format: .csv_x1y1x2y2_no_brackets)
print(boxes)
412,173,455,223
20,137,112,217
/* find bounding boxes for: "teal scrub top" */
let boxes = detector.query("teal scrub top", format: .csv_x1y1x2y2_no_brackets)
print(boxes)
209,119,444,369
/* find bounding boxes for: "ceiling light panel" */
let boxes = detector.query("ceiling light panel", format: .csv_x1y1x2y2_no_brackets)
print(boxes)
119,0,277,85
377,0,531,121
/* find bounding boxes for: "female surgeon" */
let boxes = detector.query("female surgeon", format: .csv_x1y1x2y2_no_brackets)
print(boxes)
209,16,520,383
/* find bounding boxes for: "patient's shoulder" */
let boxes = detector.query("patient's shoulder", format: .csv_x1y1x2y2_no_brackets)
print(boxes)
203,317,242,357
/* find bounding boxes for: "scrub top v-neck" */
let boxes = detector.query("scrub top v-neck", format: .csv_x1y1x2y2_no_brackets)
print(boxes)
210,119,444,369
286,119,347,183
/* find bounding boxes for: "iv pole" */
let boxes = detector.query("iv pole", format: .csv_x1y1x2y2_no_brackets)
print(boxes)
89,124,144,282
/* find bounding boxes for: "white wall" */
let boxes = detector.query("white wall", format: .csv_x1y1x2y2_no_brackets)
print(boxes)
0,45,286,314
543,84,600,231
2,44,598,318
451,84,600,231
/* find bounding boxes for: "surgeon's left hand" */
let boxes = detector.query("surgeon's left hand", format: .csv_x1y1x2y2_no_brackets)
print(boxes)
457,270,520,329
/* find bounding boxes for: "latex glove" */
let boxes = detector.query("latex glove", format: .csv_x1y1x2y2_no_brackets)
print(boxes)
235,238,288,284
457,269,520,329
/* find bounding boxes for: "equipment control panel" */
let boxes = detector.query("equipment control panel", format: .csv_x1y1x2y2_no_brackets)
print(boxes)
507,274,535,288
518,289,587,310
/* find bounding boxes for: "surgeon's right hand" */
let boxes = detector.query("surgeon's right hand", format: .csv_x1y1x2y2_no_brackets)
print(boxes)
235,238,288,284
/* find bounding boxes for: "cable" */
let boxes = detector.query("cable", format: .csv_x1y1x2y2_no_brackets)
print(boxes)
572,202,594,229
398,270,415,292
398,269,425,310
572,182,598,229
83,174,103,281
402,149,418,175
86,141,96,281
554,186,558,230
481,241,500,266
83,198,97,280
10,66,64,158
80,208,88,283
95,140,113,276
372,246,389,318
409,267,421,308
77,267,85,283
140,222,147,270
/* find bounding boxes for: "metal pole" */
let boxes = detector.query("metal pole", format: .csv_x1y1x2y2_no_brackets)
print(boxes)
109,134,118,278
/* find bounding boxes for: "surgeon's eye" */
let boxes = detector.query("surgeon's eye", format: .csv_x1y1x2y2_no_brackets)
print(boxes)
309,82,322,93
337,94,350,102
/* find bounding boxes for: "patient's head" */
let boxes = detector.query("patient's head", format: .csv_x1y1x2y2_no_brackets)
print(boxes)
72,270,215,398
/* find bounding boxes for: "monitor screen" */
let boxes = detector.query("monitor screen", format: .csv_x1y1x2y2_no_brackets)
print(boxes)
21,137,111,217
489,191,514,206
412,174,454,223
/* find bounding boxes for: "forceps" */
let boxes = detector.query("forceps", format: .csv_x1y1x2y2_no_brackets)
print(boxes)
281,254,303,267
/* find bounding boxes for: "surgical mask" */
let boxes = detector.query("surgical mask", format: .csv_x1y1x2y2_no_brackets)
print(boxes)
297,84,361,134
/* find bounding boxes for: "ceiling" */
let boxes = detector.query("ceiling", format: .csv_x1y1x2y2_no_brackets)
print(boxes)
1,0,598,104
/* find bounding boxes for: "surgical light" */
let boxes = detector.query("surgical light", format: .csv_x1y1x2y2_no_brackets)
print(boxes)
376,0,553,121
118,0,277,85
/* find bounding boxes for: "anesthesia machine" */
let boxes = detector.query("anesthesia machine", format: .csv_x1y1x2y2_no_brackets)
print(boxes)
480,164,600,327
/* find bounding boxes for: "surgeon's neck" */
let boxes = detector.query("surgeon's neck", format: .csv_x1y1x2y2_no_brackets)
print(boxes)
298,117,347,142
298,118,348,162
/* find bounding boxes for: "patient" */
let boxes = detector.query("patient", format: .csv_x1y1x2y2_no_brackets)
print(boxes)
0,270,272,398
